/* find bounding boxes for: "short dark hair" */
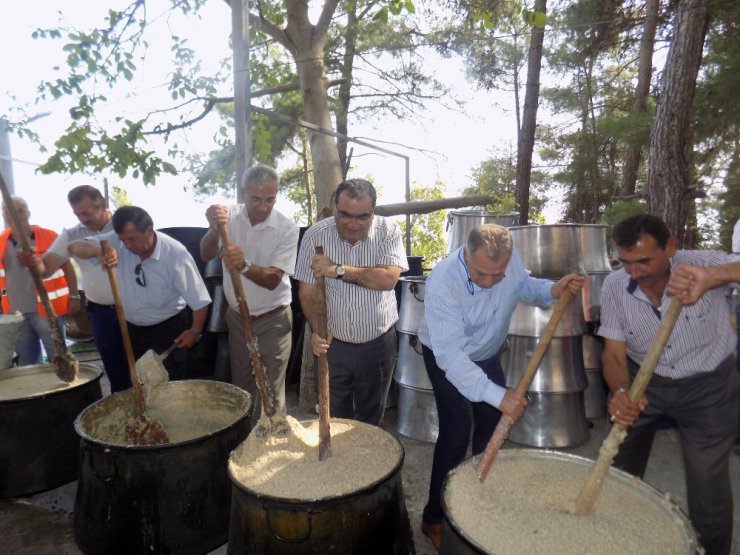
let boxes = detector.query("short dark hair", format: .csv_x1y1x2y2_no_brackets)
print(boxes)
333,178,377,208
242,165,279,191
112,206,154,234
67,185,106,206
613,214,671,249
467,224,513,261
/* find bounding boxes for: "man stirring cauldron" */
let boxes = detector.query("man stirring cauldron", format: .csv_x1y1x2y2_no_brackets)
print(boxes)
417,223,583,549
69,205,211,379
600,214,740,555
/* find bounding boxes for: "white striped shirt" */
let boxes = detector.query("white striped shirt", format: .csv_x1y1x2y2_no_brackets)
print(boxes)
598,249,739,379
294,215,408,343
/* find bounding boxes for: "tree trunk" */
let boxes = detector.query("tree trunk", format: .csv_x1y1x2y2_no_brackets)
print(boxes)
335,0,358,176
647,0,709,245
619,0,659,198
515,0,547,226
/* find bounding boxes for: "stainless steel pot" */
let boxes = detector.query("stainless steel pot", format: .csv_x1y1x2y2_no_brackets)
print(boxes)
582,271,611,322
579,224,612,272
502,336,587,393
206,283,229,334
508,298,586,337
582,333,603,369
509,224,587,279
394,383,439,443
396,276,426,335
508,391,588,448
394,332,432,390
446,210,518,254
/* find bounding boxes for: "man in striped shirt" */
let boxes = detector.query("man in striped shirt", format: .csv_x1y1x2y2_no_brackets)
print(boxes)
600,214,740,555
295,178,408,426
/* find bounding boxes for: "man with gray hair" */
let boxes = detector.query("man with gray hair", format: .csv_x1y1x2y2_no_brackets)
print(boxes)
201,164,299,424
417,224,584,549
295,178,408,426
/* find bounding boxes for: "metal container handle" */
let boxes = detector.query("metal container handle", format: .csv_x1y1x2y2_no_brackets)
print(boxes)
266,507,313,543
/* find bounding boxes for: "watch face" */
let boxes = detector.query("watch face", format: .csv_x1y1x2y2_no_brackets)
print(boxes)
336,264,346,276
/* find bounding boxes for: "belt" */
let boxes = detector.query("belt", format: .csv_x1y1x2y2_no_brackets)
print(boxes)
251,305,288,321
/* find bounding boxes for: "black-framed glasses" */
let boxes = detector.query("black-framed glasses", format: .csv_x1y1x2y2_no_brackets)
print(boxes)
134,263,146,287
336,209,373,223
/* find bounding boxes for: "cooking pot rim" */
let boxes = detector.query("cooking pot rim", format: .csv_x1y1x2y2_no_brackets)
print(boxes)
73,379,251,451
227,418,405,503
0,363,102,403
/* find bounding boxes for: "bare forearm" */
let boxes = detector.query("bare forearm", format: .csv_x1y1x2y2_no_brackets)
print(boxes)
61,261,79,294
298,283,319,332
199,227,220,261
340,265,400,291
190,306,209,333
602,349,630,394
68,240,101,259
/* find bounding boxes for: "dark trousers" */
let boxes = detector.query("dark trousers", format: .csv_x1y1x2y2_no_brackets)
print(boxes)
614,356,739,555
127,309,191,381
324,327,397,426
421,345,505,524
86,301,130,393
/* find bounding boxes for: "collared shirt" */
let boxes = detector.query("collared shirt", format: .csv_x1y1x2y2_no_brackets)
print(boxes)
294,215,408,343
220,206,299,316
47,219,116,305
418,246,554,408
91,230,211,326
598,249,739,379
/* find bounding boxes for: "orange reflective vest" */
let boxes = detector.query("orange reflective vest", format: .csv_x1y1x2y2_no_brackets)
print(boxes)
0,226,70,317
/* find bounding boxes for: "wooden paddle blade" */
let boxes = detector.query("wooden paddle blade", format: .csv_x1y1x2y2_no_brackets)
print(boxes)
52,352,79,383
475,414,514,481
126,415,170,446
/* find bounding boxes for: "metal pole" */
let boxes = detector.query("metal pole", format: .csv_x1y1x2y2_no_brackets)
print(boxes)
232,0,252,202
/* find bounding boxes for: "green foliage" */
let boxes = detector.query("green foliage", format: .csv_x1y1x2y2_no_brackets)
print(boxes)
521,9,547,28
602,199,647,229
398,183,448,267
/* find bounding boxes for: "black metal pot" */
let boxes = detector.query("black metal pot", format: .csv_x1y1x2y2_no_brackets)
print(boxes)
0,363,103,498
227,419,415,554
73,380,252,555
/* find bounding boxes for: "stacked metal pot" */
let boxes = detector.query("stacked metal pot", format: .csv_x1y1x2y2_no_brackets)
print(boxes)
502,224,589,448
446,210,519,254
579,224,613,419
394,275,438,442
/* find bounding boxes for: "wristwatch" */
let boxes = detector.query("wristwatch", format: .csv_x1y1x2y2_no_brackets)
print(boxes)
69,294,81,301
238,259,252,274
335,264,346,279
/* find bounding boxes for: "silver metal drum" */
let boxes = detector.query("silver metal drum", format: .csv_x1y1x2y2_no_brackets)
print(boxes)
582,270,611,323
396,276,426,335
508,224,587,279
394,383,438,443
579,224,612,272
508,391,589,448
502,336,587,393
446,210,518,254
508,299,586,337
582,333,603,369
394,332,432,390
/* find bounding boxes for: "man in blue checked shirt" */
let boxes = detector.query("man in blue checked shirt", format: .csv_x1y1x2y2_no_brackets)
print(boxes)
602,214,740,555
417,224,584,549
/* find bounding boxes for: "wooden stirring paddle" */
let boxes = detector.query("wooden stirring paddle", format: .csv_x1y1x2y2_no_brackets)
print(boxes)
314,246,331,461
476,289,575,481
101,240,169,446
0,170,78,382
574,297,683,514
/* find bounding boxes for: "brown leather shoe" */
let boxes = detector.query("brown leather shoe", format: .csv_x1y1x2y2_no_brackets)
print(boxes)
421,520,442,550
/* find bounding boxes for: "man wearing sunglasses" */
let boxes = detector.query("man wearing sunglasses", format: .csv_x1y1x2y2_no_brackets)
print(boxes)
69,206,211,379
200,165,299,425
295,178,408,426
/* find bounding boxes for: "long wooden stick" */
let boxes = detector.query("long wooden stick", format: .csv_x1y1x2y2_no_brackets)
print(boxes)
314,246,331,461
476,289,575,481
218,223,276,419
574,297,683,514
0,171,77,382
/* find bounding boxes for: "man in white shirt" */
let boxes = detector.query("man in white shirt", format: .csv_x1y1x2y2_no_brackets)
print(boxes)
21,185,129,392
201,165,299,424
